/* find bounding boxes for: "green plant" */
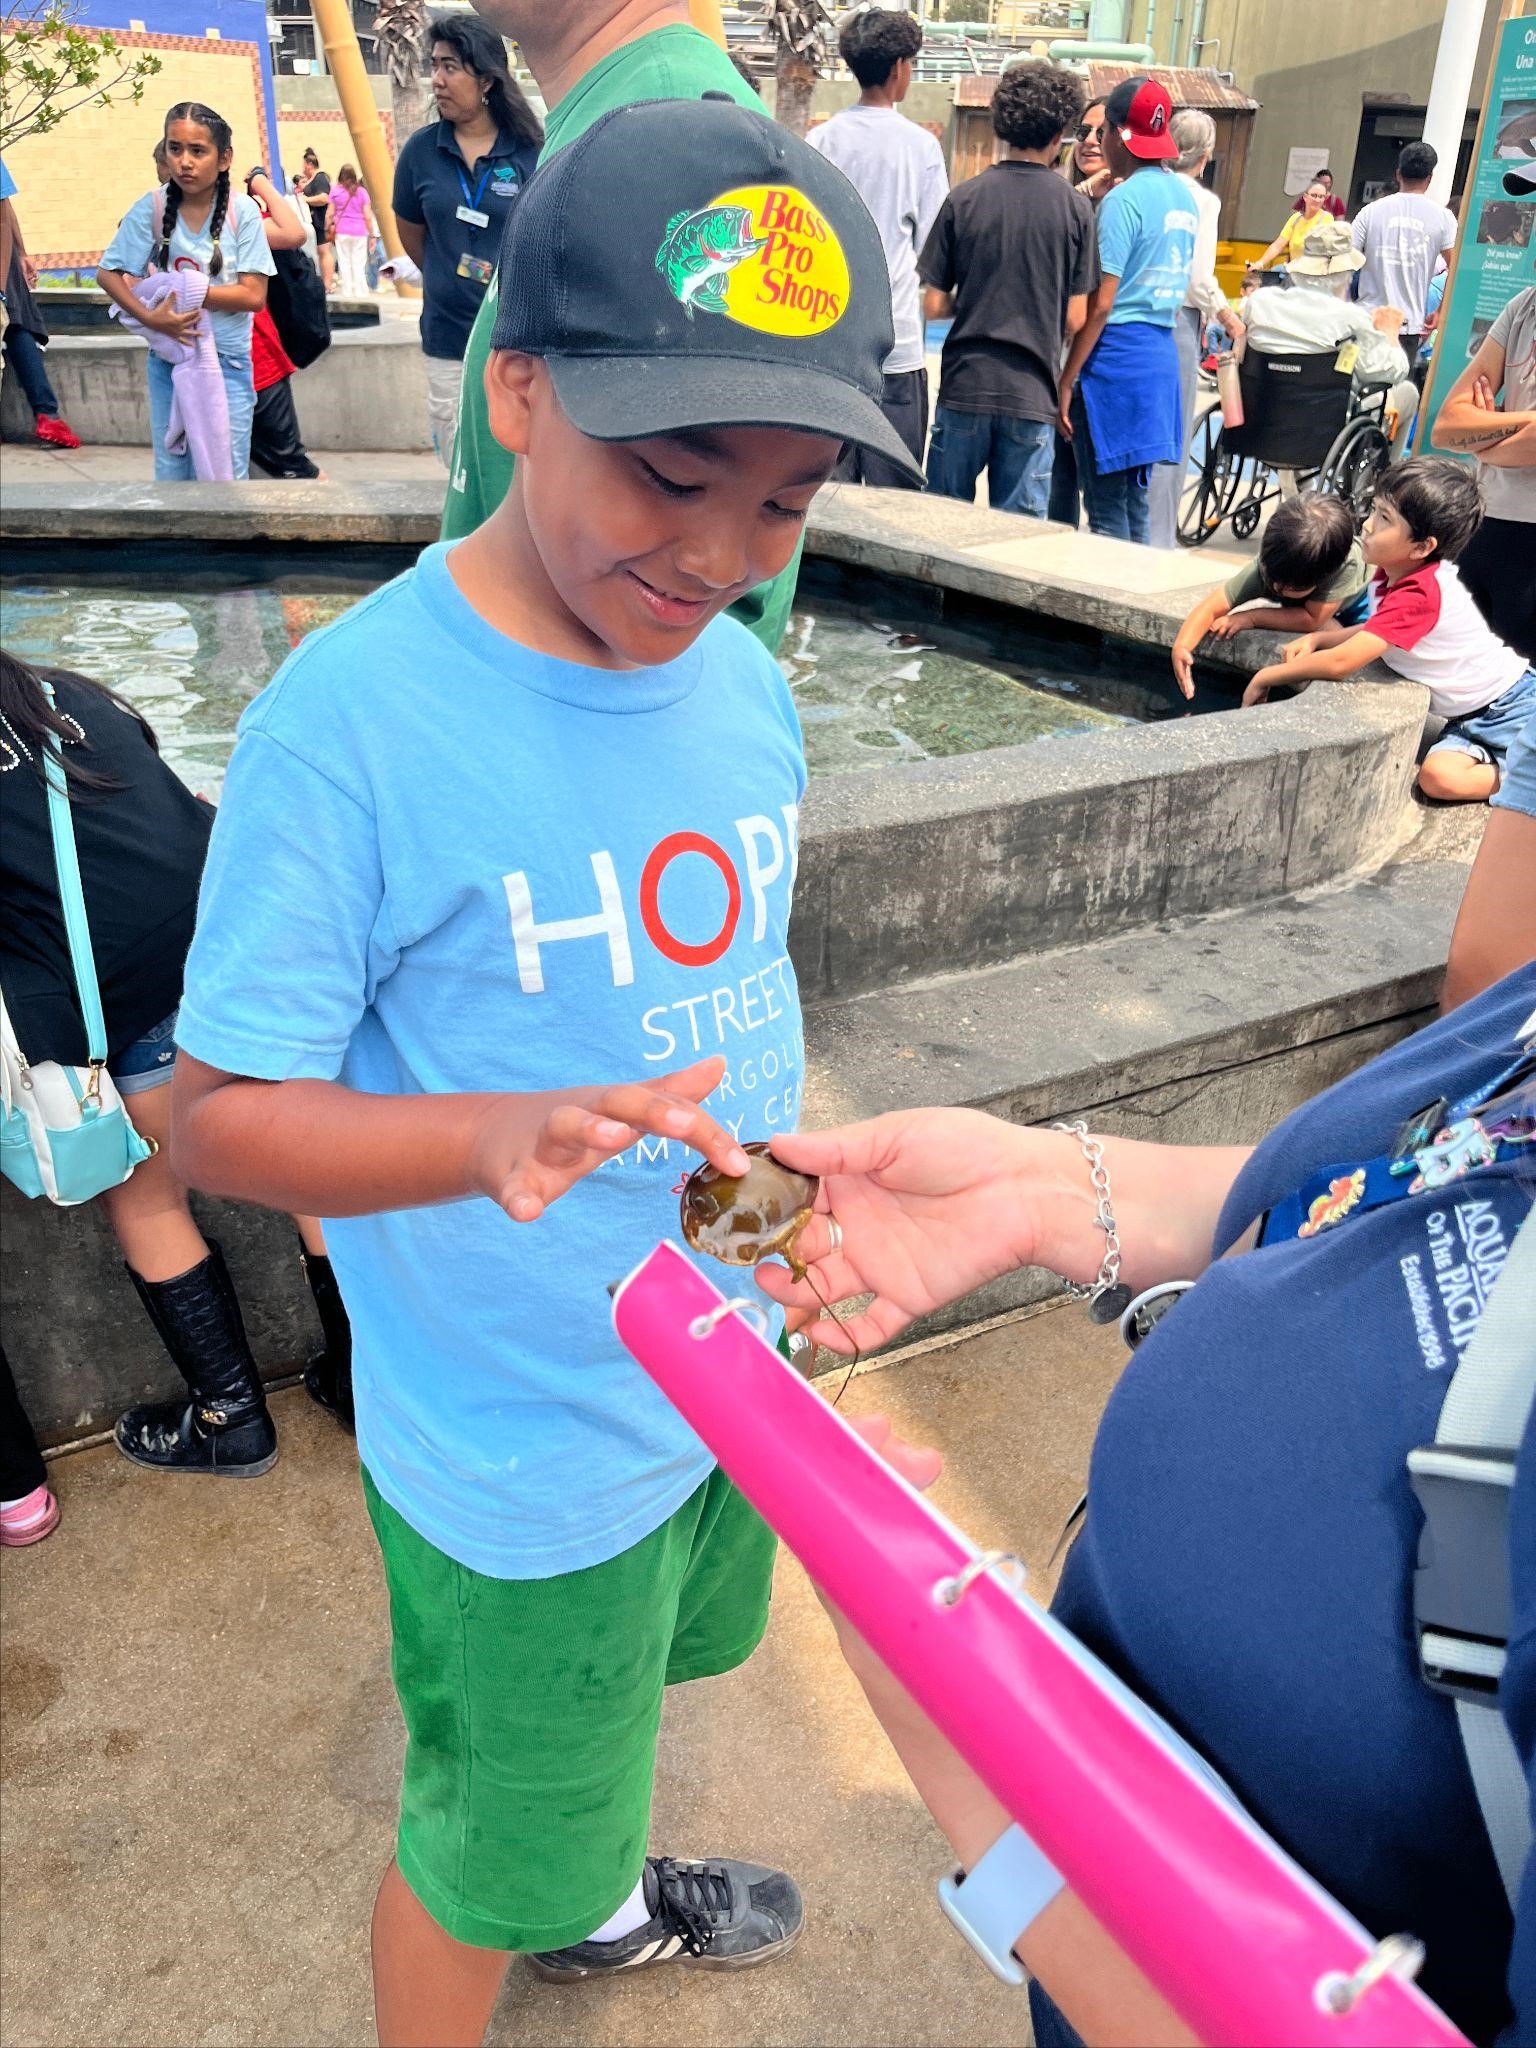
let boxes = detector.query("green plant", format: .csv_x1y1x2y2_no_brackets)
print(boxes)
0,0,162,152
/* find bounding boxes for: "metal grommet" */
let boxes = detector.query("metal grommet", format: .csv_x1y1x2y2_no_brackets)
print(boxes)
1314,1933,1426,2016
688,1297,770,1342
932,1550,1027,1608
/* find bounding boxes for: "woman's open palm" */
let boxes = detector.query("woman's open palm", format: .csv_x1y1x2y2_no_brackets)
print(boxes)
754,1109,1054,1355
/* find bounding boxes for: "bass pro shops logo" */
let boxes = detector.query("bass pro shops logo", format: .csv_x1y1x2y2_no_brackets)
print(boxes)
655,185,850,336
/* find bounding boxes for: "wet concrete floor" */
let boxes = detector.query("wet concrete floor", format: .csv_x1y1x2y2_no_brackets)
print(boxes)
0,1304,1123,2048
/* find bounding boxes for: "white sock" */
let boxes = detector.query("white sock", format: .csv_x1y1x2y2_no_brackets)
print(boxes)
583,1874,651,1944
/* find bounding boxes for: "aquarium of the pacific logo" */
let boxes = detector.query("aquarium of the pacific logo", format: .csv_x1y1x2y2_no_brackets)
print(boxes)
654,184,851,337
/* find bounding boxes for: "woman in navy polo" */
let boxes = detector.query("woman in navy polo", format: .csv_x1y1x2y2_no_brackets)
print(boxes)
392,12,540,469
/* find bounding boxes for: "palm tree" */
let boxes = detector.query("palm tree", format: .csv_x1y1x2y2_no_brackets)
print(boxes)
373,0,428,150
766,0,832,137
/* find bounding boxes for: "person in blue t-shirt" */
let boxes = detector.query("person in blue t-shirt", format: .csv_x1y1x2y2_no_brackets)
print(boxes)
170,97,921,2048
758,963,1536,2048
1057,75,1195,544
96,102,275,480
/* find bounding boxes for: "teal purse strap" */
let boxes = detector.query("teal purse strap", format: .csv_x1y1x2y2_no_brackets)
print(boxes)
38,682,110,1073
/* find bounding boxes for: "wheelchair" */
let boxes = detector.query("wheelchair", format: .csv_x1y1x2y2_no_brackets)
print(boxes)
1178,346,1396,548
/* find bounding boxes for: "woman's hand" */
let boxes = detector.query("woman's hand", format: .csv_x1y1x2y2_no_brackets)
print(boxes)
1170,639,1197,698
1205,610,1249,641
473,1054,749,1224
755,1110,1077,1354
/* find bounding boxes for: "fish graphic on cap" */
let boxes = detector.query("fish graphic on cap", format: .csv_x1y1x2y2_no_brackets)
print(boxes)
656,203,769,319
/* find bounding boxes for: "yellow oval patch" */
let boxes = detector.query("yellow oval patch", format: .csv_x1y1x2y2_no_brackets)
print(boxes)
708,183,851,337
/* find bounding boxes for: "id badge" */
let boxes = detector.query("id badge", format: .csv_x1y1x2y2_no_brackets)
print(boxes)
455,204,490,228
456,253,495,284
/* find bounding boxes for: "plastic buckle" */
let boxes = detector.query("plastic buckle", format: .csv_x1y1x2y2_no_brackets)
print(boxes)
935,1825,1064,1987
1406,1443,1514,1704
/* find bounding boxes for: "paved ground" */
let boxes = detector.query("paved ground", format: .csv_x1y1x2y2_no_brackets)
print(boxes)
0,1303,1123,2048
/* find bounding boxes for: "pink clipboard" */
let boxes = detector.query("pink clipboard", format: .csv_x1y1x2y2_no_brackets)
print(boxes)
612,1242,1470,2048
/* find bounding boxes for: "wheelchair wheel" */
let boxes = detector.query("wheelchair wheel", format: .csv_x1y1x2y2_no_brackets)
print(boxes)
1317,418,1392,525
1178,406,1241,547
1232,499,1263,540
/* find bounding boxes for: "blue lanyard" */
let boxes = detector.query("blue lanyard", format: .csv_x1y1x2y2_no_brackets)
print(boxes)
456,160,494,217
1260,1051,1535,1246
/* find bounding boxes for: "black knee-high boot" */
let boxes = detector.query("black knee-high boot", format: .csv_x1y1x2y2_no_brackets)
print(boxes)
116,1242,278,1477
300,1246,354,1433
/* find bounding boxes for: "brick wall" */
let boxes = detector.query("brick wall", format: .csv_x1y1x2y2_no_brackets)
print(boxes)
3,34,270,267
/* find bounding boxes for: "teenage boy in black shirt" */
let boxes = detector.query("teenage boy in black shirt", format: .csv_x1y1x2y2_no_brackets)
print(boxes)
918,61,1098,516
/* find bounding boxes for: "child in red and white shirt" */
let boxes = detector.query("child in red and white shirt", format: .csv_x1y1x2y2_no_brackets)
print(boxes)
1244,457,1535,804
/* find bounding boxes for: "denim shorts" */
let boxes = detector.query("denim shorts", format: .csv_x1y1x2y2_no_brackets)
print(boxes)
1430,666,1536,770
109,1007,178,1097
1490,704,1536,819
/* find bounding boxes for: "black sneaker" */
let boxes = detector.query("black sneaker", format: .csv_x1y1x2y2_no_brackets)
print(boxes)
527,1854,803,1980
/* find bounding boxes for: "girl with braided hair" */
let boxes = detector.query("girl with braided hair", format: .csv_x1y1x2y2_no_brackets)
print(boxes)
96,104,274,478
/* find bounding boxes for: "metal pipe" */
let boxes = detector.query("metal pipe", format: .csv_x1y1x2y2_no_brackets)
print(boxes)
1421,0,1488,206
1087,0,1130,36
1145,0,1157,63
1185,0,1207,66
1168,0,1185,75
309,0,411,286
1047,37,1155,60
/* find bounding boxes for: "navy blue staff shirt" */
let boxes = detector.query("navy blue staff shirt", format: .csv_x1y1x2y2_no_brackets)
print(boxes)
1034,963,1536,2048
392,120,537,361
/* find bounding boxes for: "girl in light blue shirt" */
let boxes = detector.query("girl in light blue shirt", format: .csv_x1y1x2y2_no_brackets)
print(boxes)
97,102,274,479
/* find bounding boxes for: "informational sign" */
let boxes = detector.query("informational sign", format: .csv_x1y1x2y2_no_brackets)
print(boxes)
1425,1,1536,448
1284,146,1332,195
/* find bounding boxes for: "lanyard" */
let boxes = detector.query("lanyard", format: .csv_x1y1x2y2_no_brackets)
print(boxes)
455,160,494,219
1260,1050,1535,1247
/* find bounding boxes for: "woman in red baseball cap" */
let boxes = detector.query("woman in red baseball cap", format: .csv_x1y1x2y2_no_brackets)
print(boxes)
1057,75,1195,545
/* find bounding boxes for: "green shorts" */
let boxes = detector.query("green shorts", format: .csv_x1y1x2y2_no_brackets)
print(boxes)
362,1466,776,1952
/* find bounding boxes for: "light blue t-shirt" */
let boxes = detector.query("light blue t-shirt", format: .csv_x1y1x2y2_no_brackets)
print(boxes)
0,157,17,204
100,187,274,358
177,542,807,1579
1097,166,1198,327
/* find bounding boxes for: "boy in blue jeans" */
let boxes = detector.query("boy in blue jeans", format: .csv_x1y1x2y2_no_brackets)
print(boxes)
170,99,920,2047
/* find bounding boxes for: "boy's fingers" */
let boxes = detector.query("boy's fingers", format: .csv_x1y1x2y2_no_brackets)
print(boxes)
592,1082,748,1175
658,1054,728,1101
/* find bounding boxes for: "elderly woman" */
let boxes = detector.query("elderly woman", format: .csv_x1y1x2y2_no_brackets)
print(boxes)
1150,108,1240,547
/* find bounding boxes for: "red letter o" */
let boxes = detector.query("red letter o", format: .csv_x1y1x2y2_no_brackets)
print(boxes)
640,833,742,967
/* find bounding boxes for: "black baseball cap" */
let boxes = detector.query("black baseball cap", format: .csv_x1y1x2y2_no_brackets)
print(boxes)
491,94,921,482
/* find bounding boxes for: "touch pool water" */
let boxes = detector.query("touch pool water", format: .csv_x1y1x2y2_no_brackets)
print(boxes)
0,545,1226,798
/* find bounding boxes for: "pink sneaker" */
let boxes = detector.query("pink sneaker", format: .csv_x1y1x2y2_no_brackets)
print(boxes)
0,1484,60,1547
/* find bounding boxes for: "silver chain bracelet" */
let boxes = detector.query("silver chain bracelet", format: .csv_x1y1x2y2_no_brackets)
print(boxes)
1050,1121,1130,1322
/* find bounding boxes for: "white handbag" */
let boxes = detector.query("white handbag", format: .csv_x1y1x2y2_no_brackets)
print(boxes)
0,690,155,1205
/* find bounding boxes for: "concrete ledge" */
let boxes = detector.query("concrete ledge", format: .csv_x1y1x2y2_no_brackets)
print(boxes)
792,679,1427,998
0,478,443,544
0,323,431,452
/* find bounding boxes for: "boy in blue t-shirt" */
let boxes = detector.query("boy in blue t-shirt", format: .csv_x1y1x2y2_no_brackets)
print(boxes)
1058,75,1195,544
171,99,920,2045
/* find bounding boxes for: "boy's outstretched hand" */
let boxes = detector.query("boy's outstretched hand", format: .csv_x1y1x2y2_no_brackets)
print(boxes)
477,1056,749,1224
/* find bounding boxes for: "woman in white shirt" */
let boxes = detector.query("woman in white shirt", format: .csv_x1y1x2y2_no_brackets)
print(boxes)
1150,110,1241,546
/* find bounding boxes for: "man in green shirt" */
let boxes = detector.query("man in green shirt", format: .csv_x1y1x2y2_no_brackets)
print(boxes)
444,1,802,653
